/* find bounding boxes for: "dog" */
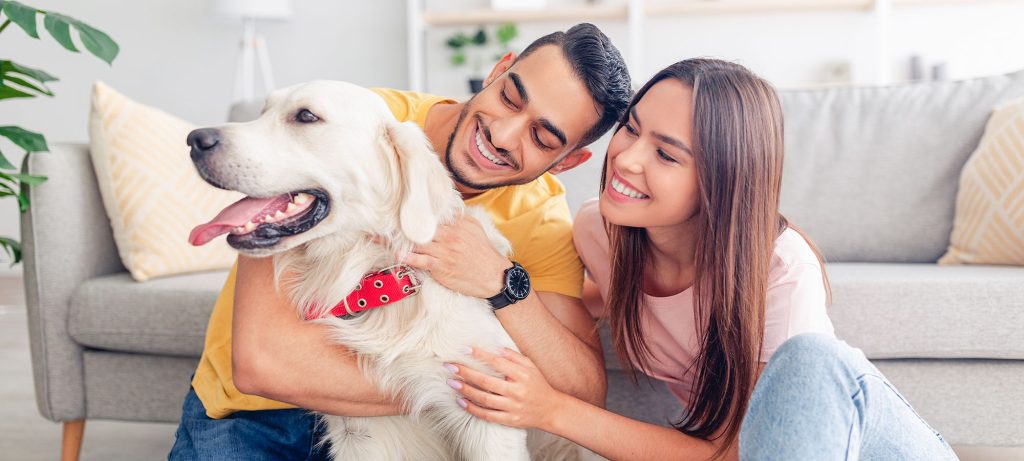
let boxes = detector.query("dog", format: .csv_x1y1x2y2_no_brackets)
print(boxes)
186,80,586,460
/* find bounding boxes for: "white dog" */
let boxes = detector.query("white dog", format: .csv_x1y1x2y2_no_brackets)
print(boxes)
187,81,585,460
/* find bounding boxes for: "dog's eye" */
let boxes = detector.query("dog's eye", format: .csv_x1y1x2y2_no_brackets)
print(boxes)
295,109,320,123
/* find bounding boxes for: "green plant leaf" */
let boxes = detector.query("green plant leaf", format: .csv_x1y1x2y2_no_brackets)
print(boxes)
0,236,21,265
3,1,38,38
68,17,118,64
15,188,28,211
2,74,52,96
496,23,517,44
451,52,466,66
471,28,487,46
2,60,58,83
0,176,15,194
43,12,77,53
0,171,47,185
0,147,14,169
446,33,468,49
0,84,34,99
0,126,48,152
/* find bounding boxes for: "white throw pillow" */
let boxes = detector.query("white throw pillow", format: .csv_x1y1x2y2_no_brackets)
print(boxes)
88,81,240,281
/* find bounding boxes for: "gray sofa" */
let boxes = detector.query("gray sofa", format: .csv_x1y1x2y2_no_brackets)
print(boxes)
22,69,1024,455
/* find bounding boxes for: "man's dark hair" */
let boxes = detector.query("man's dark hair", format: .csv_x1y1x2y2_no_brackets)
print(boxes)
518,23,632,149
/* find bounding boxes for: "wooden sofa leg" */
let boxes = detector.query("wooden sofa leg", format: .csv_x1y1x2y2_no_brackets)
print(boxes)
62,420,85,461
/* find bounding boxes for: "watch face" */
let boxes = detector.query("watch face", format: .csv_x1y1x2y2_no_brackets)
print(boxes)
505,266,531,300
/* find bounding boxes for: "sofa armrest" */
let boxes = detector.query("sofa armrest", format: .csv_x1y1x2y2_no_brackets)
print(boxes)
20,143,125,422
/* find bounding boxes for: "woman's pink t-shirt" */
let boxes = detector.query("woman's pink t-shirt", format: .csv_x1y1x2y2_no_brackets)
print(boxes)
573,199,835,407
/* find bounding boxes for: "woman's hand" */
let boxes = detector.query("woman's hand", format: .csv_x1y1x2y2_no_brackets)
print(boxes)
446,347,568,432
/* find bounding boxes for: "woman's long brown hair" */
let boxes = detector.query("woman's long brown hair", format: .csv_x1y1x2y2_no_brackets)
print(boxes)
600,59,830,458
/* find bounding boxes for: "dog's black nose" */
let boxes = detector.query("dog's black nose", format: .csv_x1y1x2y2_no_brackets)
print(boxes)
187,128,221,160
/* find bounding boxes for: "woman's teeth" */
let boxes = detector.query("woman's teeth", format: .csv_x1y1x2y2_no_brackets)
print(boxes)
475,127,507,166
611,177,650,199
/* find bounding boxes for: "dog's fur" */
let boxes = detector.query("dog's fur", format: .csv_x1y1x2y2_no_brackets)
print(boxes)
191,81,592,460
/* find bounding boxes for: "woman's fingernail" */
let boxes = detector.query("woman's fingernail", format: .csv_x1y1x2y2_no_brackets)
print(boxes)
447,378,463,390
457,398,468,409
444,363,459,374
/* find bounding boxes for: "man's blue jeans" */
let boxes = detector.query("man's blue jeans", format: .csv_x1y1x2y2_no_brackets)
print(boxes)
168,386,331,461
741,333,959,460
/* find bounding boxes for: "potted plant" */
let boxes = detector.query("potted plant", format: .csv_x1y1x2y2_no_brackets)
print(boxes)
445,24,519,94
446,26,489,93
0,0,119,265
494,22,518,61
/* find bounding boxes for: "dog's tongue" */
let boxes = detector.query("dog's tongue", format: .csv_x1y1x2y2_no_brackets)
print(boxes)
189,194,291,246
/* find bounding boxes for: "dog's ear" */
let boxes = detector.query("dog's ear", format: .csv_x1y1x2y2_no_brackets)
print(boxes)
383,120,456,244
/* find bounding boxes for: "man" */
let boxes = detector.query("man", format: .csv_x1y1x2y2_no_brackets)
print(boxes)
170,23,632,460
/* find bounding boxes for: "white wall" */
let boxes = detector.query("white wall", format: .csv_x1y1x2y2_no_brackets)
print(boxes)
3,0,1024,272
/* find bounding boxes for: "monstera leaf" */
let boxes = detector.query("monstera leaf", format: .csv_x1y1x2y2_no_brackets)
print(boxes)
0,1,118,264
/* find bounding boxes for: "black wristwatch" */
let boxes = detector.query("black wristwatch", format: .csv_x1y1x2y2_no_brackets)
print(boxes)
486,262,531,310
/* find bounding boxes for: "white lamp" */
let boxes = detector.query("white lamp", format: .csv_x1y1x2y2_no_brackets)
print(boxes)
213,0,292,103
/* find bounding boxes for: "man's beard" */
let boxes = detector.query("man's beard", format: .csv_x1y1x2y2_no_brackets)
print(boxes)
444,99,532,192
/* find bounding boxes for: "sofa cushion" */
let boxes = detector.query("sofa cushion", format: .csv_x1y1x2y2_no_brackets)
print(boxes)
69,270,227,356
779,69,1024,263
827,263,1024,360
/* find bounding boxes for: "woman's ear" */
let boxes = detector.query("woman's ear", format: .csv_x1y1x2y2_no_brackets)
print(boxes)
484,52,517,87
382,121,458,244
549,148,593,175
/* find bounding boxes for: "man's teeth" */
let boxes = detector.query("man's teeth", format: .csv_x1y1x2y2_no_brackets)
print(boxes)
475,127,507,166
230,192,315,235
611,177,650,199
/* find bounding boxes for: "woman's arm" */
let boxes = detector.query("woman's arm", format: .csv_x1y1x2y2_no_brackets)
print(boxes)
581,276,606,318
449,347,740,461
232,254,403,416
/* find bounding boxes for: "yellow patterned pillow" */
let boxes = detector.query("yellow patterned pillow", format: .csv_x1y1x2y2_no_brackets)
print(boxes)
89,81,241,281
940,96,1024,265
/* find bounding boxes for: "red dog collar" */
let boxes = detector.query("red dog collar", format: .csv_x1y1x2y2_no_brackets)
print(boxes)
306,265,420,320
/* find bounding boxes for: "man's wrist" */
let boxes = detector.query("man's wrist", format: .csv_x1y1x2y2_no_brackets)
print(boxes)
486,259,515,297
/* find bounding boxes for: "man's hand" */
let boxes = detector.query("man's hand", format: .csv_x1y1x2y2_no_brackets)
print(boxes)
402,214,511,299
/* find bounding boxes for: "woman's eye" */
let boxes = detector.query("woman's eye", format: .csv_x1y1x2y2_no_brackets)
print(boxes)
296,109,320,123
657,149,677,164
624,123,638,136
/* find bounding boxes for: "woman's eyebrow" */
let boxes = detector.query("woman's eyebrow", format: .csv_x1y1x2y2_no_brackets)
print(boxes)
632,106,693,155
653,133,693,156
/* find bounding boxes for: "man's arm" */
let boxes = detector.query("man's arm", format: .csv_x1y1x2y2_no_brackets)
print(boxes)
231,254,403,416
404,216,606,406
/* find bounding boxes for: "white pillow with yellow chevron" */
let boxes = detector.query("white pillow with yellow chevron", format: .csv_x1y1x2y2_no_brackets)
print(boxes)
89,81,241,281
940,96,1024,265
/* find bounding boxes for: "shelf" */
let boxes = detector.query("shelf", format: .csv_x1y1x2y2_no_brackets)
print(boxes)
421,5,628,26
646,0,874,16
419,0,1024,26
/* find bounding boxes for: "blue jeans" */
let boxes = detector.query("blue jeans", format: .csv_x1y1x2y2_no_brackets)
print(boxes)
168,386,331,461
740,333,959,460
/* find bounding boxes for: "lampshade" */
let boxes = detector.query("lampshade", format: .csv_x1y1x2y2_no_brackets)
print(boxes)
214,0,292,20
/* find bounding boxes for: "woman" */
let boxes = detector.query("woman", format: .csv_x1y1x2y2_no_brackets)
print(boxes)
444,59,957,460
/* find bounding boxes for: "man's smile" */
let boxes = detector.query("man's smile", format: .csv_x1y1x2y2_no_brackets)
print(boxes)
468,119,516,171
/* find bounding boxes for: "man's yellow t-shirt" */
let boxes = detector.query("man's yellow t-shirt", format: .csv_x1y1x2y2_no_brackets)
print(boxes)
191,88,585,418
